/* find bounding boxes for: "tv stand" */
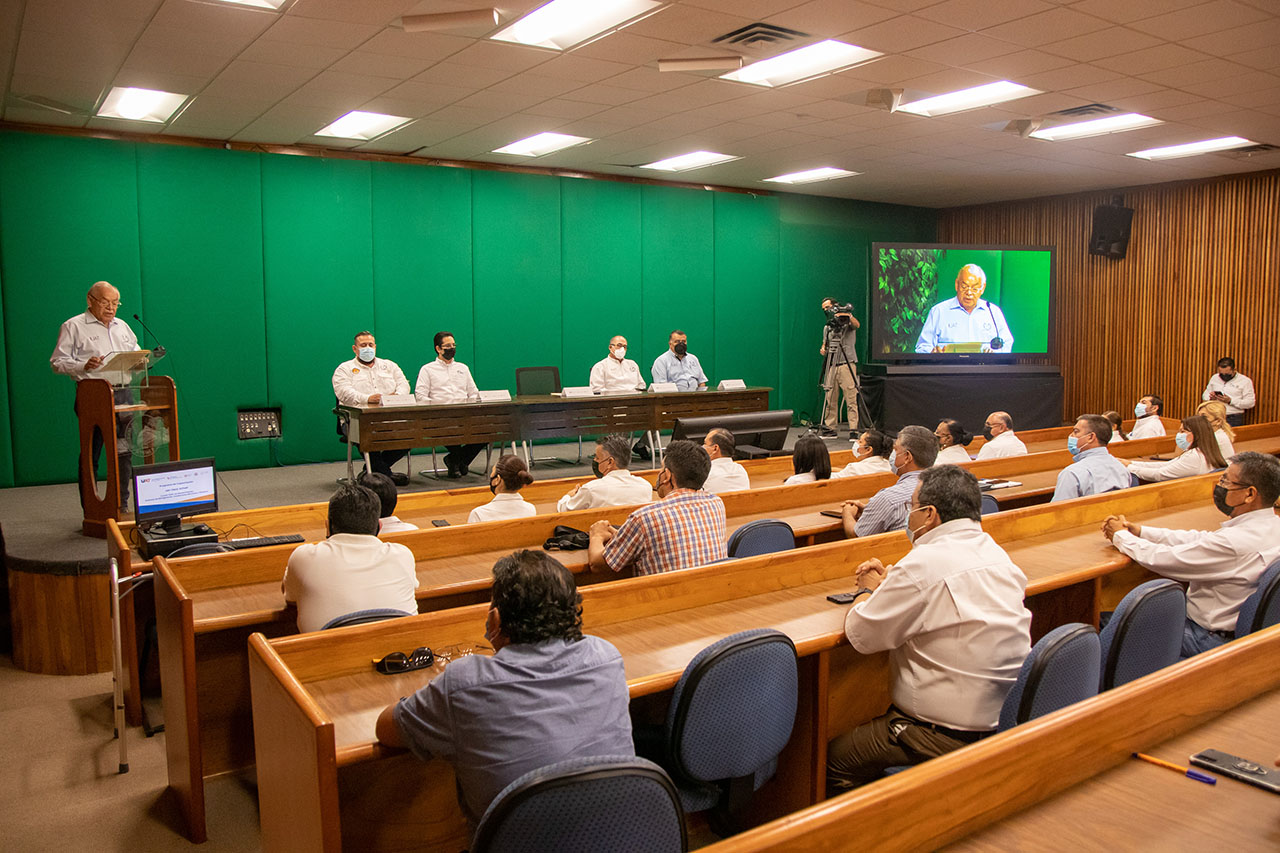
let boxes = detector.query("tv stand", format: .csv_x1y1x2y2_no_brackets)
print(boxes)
859,365,1064,431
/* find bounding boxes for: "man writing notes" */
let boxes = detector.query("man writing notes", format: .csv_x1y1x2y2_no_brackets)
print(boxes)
50,281,141,510
1203,357,1255,428
415,331,483,479
651,329,707,391
589,335,645,393
333,330,411,485
557,436,653,512
915,264,1014,354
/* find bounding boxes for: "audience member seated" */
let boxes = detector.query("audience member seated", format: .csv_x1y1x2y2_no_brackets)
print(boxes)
1051,414,1130,502
833,429,894,478
934,418,974,464
842,425,937,538
556,435,653,512
1129,394,1166,439
1103,452,1280,657
1103,410,1127,443
358,471,418,534
975,411,1027,459
1196,400,1236,459
1126,415,1227,482
701,427,751,494
785,435,832,484
826,465,1032,791
468,455,537,523
282,484,418,632
376,550,634,831
588,440,726,576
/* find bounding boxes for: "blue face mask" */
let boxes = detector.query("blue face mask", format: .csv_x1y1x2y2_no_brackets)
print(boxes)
357,346,375,364
1175,432,1190,452
1134,403,1147,417
888,449,898,474
1067,435,1080,455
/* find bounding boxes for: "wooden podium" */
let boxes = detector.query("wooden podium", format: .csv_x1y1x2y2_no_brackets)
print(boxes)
76,357,180,537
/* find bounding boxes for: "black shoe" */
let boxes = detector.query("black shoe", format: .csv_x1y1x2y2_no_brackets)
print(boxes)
818,426,837,437
445,469,464,479
390,472,410,486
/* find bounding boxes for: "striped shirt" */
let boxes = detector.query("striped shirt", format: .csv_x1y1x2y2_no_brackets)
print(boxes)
854,470,924,538
603,489,726,576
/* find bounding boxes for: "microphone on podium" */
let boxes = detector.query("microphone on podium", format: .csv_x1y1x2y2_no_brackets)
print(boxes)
133,313,167,358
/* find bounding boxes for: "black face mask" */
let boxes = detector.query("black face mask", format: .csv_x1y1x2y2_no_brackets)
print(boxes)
490,476,499,495
591,458,603,478
673,342,687,356
1212,484,1240,516
1219,372,1234,382
442,347,457,360
982,426,993,441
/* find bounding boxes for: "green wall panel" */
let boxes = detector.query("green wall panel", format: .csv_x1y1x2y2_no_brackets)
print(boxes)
0,261,12,487
371,163,473,382
261,155,374,464
0,132,142,485
471,170,562,391
137,145,269,471
714,193,780,402
560,179,642,387
641,186,715,382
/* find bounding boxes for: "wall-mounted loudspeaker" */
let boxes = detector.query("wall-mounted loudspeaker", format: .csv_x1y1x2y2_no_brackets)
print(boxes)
1089,204,1134,259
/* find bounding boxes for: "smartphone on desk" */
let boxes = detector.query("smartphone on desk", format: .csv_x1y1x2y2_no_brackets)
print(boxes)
1190,749,1280,793
431,519,450,528
820,509,843,519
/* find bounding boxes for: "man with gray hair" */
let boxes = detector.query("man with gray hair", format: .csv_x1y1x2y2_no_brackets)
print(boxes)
1103,451,1280,657
589,335,645,393
842,425,938,538
557,435,654,511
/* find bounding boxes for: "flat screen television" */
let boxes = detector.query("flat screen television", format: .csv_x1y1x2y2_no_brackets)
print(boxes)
869,243,1054,361
132,457,219,530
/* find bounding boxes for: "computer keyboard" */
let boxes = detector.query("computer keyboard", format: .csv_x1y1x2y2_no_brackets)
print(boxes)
224,534,306,550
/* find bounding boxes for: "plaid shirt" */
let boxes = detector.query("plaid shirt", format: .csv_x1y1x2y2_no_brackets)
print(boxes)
603,489,726,576
855,470,923,537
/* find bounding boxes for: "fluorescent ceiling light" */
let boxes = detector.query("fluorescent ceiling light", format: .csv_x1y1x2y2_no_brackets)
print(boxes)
1030,113,1162,141
897,81,1039,117
493,132,592,156
764,167,860,184
640,151,738,172
720,39,882,88
491,0,663,51
1126,136,1255,160
214,0,288,8
314,111,412,140
97,87,188,122
402,9,498,32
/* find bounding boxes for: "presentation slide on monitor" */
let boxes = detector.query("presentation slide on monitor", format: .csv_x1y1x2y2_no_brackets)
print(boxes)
135,466,216,516
871,244,1052,358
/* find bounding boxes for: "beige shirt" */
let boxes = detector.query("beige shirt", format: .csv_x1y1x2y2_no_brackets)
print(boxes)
975,430,1027,460
557,469,654,512
589,356,645,393
332,357,410,406
468,493,537,524
415,358,480,405
702,456,750,494
282,533,418,633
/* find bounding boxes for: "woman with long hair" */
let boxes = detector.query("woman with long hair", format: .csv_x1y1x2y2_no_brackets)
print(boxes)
785,435,832,484
1126,415,1227,482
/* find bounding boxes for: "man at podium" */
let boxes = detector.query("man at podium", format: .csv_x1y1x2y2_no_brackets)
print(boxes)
50,281,140,509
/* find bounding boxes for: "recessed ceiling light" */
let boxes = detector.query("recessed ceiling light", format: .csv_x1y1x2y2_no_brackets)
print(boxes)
639,151,738,172
491,0,663,51
897,81,1039,117
97,87,189,122
1030,113,1162,141
314,111,412,141
213,0,289,9
720,39,883,88
764,167,860,184
1126,136,1256,160
493,132,592,156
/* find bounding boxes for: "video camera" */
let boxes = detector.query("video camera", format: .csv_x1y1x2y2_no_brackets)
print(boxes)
824,301,855,332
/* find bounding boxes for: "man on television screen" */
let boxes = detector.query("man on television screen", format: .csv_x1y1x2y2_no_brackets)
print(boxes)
914,264,1014,354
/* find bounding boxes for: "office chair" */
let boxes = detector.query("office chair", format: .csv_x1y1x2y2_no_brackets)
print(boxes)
320,608,414,630
471,755,686,853
999,623,1100,730
1129,472,1141,488
1235,558,1280,637
514,366,581,467
726,519,794,558
980,494,999,515
1098,579,1185,690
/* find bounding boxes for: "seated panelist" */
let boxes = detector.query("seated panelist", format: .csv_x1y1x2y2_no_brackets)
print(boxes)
589,335,645,393
415,331,484,478
651,329,707,391
333,330,411,485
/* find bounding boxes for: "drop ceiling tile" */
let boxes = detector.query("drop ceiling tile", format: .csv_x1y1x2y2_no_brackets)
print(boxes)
1020,63,1122,91
330,50,436,80
765,0,898,34
421,102,508,126
1045,0,1205,24
848,54,950,86
914,0,1055,31
237,39,349,69
849,16,968,53
262,15,380,49
447,41,551,73
1062,76,1167,102
357,28,472,62
588,103,672,128
22,0,157,41
1138,58,1253,88
560,83,649,106
684,0,811,23
488,73,586,99
122,43,232,79
864,0,951,12
899,67,1003,95
1107,87,1201,110
1231,46,1280,71
231,103,341,142
520,98,607,120
151,0,276,43
382,78,475,104
907,33,1022,66
112,67,207,96
623,5,755,46
533,54,634,83
283,71,396,109
1151,99,1249,121
361,118,466,151
201,60,316,103
452,88,544,113
980,8,1111,48
1000,91,1093,115
964,48,1076,79
1183,19,1280,57
1093,43,1211,76
1042,27,1162,63
6,72,101,112
574,32,688,66
1181,70,1280,98
1128,0,1270,40
414,61,511,89
1221,86,1280,109
13,27,134,81
605,66,699,93
287,0,419,26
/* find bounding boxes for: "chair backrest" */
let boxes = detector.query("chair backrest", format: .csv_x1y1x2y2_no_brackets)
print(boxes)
1235,558,1280,636
666,629,798,784
726,519,795,558
472,755,686,853
999,623,1099,731
515,366,561,396
979,494,999,515
1098,579,1185,690
1129,472,1141,488
166,542,237,558
320,608,414,630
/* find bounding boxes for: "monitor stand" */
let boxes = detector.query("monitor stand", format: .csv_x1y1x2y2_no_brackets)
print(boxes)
139,516,218,559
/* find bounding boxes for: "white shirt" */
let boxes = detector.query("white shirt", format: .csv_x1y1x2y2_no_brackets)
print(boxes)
784,471,817,485
333,357,409,406
975,430,1027,460
1213,428,1235,460
415,358,480,405
832,455,893,478
1112,507,1280,631
1109,432,1125,444
589,356,645,393
936,445,972,465
702,456,750,494
1129,416,1166,440
845,519,1031,730
1202,373,1256,415
282,533,418,633
379,515,418,534
557,469,653,512
50,310,140,384
468,492,537,524
1127,448,1215,482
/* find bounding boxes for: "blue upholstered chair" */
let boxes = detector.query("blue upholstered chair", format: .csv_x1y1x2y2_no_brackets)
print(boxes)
1098,579,1185,690
1129,472,1141,488
726,519,794,558
979,494,999,516
999,623,1100,730
320,608,413,630
1235,558,1280,637
471,755,686,853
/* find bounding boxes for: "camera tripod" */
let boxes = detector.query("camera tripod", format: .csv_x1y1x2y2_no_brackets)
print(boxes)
807,330,874,437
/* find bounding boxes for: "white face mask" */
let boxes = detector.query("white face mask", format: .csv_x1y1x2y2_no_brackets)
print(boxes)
612,347,626,360
888,449,898,473
357,346,375,364
905,505,932,543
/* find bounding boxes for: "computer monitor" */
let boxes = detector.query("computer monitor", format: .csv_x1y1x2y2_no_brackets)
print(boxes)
132,457,219,531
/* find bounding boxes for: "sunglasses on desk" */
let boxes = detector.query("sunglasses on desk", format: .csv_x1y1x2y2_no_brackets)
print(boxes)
372,643,493,675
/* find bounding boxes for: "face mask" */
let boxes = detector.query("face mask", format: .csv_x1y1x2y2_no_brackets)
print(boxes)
484,610,499,644
442,347,457,361
888,449,898,474
1175,432,1190,452
1212,484,1242,516
612,347,626,360
357,346,375,363
1134,403,1147,417
853,444,867,458
905,506,931,544
489,475,499,495
591,458,603,478
1067,435,1080,455
1219,373,1233,382
982,426,993,441
673,342,687,356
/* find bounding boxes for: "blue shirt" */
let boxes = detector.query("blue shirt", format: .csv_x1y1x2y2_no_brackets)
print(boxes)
651,349,707,391
1051,447,1130,502
915,297,1013,353
855,470,923,537
393,636,634,825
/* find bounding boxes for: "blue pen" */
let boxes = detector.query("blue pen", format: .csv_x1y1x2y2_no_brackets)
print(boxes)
1133,752,1217,784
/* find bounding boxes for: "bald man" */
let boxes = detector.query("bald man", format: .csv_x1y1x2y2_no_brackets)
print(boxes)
975,411,1028,460
51,281,142,510
915,264,1014,354
589,335,645,393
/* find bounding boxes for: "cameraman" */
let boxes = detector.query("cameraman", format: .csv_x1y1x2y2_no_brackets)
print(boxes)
820,297,861,436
